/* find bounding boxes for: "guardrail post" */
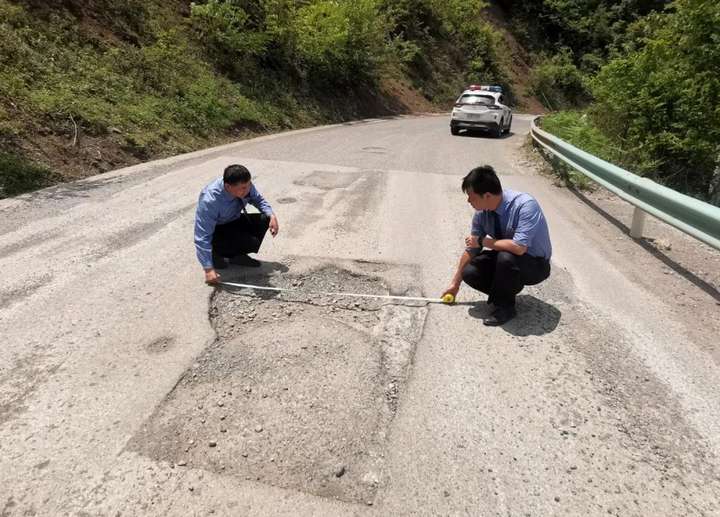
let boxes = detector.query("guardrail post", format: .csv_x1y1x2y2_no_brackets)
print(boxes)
629,207,646,239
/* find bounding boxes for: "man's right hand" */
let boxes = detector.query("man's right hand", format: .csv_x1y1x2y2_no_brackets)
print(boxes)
204,268,221,285
465,235,480,248
442,283,460,299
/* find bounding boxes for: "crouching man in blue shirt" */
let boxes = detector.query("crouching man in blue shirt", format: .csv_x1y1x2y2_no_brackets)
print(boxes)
442,165,552,326
194,164,279,284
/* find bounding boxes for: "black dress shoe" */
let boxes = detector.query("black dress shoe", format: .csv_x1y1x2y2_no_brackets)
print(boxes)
483,305,517,326
229,254,261,267
212,253,228,269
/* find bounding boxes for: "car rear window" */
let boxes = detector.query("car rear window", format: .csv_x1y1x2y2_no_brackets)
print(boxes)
457,94,495,105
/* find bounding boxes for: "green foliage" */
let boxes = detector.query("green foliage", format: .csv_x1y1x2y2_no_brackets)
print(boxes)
510,0,718,199
378,0,512,101
590,0,720,198
189,0,391,85
1,0,512,196
190,0,273,65
540,110,621,189
530,49,591,109
0,152,58,198
382,0,486,42
0,1,282,158
293,0,389,85
502,0,670,63
542,111,620,162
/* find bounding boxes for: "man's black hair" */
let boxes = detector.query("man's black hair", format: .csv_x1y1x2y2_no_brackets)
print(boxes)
461,165,502,195
223,164,252,185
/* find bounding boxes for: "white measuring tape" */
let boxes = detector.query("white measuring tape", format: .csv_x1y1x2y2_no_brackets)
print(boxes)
218,281,455,304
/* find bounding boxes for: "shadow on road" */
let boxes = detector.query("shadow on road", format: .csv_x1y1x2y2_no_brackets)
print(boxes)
568,187,720,303
216,260,289,300
455,130,514,139
467,294,561,336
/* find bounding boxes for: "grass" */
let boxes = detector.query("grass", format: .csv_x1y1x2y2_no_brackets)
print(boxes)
538,110,623,190
0,153,58,197
0,0,512,198
0,3,302,197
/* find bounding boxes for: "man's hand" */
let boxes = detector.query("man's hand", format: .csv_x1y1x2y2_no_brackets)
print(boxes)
442,283,460,299
204,268,221,285
465,235,481,248
444,249,471,301
269,214,279,237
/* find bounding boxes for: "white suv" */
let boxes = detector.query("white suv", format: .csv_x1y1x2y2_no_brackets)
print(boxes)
450,86,512,137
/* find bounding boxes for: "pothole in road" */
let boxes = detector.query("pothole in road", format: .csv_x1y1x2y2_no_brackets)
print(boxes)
129,258,428,504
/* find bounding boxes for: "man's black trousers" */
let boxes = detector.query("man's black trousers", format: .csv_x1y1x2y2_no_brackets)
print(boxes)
462,250,551,307
212,213,269,258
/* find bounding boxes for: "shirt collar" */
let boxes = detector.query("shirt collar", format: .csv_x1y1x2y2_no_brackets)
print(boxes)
221,188,236,202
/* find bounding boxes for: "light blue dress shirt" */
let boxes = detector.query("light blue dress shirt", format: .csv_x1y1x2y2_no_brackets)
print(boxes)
194,177,274,268
470,189,552,259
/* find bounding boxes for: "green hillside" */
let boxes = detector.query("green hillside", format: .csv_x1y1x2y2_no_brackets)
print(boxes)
502,0,719,203
0,0,515,197
2,0,718,203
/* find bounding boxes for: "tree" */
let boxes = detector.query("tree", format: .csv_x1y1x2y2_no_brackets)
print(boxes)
591,0,720,197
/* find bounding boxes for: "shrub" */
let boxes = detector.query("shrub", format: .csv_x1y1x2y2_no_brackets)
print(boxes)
293,0,388,85
530,49,591,110
0,152,58,198
590,0,720,199
190,0,273,66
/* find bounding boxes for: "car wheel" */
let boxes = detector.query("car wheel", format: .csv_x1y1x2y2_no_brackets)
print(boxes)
451,126,460,135
493,122,503,138
505,115,512,134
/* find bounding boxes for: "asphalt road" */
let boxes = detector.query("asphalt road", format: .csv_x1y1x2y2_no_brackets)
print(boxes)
2,115,719,516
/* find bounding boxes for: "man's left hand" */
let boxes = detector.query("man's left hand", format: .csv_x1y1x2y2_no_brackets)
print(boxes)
269,214,279,237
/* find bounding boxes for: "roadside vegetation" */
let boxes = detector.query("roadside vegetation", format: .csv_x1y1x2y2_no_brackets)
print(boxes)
503,0,720,203
4,0,717,203
0,0,512,198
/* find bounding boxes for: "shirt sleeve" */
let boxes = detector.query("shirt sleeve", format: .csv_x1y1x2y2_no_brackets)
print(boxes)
512,199,543,248
194,193,218,269
466,211,485,252
246,184,273,216
470,211,485,237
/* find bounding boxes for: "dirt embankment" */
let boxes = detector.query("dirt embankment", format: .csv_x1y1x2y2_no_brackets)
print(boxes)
484,1,545,114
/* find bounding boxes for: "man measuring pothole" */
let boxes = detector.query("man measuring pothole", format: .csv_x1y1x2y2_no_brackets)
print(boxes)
129,258,429,504
129,161,555,504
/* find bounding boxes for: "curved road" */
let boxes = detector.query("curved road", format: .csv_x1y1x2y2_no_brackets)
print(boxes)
1,115,719,515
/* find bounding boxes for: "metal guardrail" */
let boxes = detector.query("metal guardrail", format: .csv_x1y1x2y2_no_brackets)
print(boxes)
530,117,720,251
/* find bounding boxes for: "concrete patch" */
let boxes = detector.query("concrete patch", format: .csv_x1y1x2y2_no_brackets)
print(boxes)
128,258,428,504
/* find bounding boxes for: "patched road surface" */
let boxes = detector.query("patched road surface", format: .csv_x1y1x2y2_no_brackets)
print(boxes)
2,115,720,516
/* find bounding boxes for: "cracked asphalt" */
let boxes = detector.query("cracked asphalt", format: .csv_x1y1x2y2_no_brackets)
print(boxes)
1,114,719,516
